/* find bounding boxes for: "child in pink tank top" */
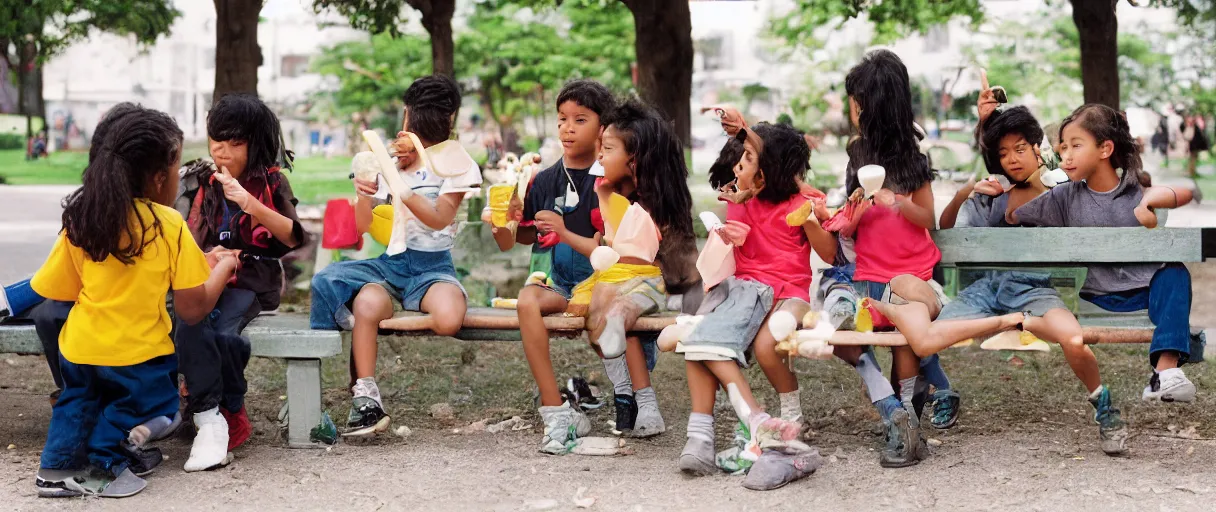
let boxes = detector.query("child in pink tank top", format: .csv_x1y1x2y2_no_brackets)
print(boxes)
668,119,836,490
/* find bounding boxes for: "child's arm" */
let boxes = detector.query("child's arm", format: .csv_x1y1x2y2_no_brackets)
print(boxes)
490,193,526,251
174,256,239,325
29,233,83,303
400,192,463,231
939,176,976,230
353,178,381,234
875,183,936,230
1135,186,1195,228
802,218,838,264
534,211,602,257
213,167,301,247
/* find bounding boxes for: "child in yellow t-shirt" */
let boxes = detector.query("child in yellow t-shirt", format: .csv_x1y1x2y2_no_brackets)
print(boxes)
32,104,238,499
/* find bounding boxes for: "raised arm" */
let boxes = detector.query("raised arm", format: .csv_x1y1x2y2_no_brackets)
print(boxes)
1135,186,1195,228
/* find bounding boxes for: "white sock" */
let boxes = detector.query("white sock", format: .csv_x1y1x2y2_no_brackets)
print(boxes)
856,351,896,402
1158,367,1184,380
603,356,633,396
634,386,658,408
686,412,714,442
779,390,802,423
353,376,383,409
899,376,918,409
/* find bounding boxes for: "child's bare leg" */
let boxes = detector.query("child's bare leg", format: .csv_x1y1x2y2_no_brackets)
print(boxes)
681,360,720,475
705,360,761,413
587,285,643,359
352,284,394,379
871,300,1024,358
1024,309,1101,392
624,336,650,391
419,283,467,336
754,300,811,421
888,275,943,318
686,361,718,415
517,286,570,407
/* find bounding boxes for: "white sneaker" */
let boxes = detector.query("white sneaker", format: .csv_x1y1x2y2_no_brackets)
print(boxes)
184,408,232,472
538,402,591,455
1142,368,1196,403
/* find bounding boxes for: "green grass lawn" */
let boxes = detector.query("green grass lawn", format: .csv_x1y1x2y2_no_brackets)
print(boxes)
0,149,355,205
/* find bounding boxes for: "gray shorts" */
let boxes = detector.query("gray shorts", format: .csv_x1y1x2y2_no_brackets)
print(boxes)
679,278,775,366
937,271,1067,321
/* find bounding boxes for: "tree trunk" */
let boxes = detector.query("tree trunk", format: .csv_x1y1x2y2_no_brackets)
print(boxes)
416,0,455,77
622,0,693,147
17,40,37,141
1070,0,1120,109
213,0,263,101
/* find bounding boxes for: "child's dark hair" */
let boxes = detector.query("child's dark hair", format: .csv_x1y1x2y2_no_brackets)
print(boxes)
1059,103,1151,188
708,139,743,191
980,106,1044,177
601,98,694,239
403,74,461,143
556,79,616,118
844,49,935,195
207,93,293,175
62,103,183,264
744,122,810,203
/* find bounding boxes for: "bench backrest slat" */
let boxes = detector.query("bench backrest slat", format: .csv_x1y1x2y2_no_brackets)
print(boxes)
933,228,1204,264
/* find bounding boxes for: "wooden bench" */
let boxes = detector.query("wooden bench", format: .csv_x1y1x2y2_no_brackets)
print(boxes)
378,227,1211,352
0,314,341,448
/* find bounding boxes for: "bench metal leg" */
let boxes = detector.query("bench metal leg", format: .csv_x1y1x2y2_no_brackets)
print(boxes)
286,358,324,448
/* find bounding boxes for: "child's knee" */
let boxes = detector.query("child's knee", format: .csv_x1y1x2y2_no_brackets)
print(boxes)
431,313,464,336
352,285,392,319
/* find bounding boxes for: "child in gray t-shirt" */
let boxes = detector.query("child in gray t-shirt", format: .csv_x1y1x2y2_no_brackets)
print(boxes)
1012,103,1197,406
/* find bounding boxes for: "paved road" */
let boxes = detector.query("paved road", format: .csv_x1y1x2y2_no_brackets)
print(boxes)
0,186,74,283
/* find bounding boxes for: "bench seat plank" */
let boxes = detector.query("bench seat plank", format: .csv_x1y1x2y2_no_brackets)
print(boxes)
379,307,678,333
933,228,1203,264
826,327,1154,347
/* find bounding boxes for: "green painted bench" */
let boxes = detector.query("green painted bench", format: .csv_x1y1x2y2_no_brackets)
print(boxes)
0,314,341,448
931,226,1211,350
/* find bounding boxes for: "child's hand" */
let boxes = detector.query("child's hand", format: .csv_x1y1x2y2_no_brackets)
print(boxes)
534,210,566,237
392,131,420,171
205,247,235,268
873,188,897,207
956,175,978,199
1135,203,1158,228
353,177,379,197
977,69,999,124
973,177,1004,197
848,187,866,204
214,166,253,210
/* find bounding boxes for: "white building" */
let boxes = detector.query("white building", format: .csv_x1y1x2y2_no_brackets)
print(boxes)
41,0,366,153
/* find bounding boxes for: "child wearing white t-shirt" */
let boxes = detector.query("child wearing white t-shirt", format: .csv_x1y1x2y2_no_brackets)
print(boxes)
310,75,482,437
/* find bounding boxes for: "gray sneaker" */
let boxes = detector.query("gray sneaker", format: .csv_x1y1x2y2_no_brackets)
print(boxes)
35,469,90,498
741,449,825,491
879,407,928,468
678,437,717,476
629,400,665,438
538,402,591,455
96,468,147,498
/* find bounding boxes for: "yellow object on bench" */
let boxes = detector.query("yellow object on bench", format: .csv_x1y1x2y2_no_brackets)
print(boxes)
368,204,394,245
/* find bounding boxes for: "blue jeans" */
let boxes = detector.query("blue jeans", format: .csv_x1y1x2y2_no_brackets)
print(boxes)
310,249,465,330
3,278,44,318
1083,264,1192,367
847,273,952,390
40,354,179,476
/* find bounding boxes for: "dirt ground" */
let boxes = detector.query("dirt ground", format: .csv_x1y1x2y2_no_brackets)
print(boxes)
1,262,1213,511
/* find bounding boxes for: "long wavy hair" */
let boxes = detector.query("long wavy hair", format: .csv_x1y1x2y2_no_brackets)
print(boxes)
844,49,935,195
1058,103,1151,190
61,103,183,263
601,99,695,241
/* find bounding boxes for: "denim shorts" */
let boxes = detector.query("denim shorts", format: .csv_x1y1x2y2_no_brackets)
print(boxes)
937,271,1067,321
310,249,465,330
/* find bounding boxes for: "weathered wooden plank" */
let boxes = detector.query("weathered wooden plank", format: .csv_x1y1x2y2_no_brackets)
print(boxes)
285,359,325,448
0,325,43,355
825,327,1154,347
379,307,678,333
933,228,1203,264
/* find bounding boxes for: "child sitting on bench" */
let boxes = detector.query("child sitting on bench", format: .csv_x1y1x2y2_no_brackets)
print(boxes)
674,121,835,490
310,75,481,437
1011,103,1196,403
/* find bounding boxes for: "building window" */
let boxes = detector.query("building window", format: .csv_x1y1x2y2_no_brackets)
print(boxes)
280,55,311,78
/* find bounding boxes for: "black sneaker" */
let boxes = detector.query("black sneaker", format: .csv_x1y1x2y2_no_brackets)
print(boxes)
566,377,603,411
341,397,390,438
612,394,638,435
123,444,164,477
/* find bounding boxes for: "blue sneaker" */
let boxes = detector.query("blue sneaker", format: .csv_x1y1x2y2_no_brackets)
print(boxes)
930,389,960,430
1088,386,1128,456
